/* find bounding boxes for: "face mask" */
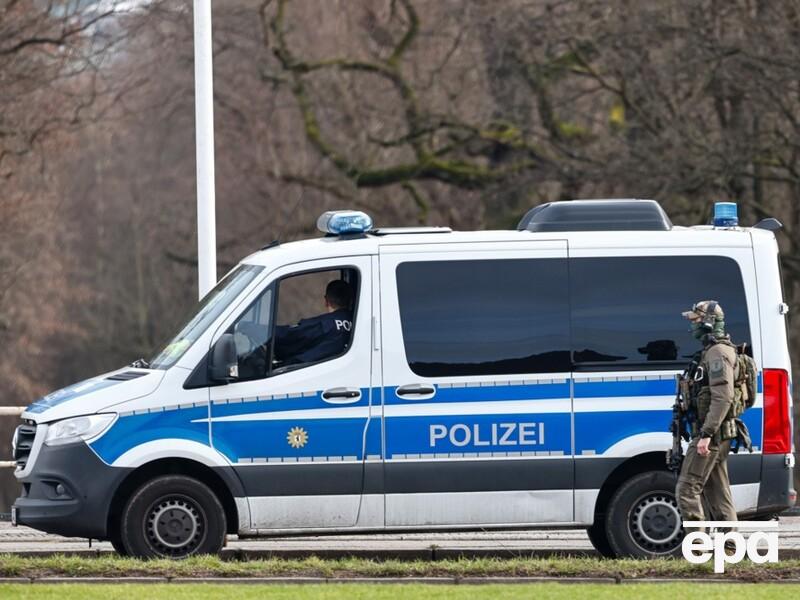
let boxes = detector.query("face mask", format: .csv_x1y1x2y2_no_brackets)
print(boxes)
712,319,726,338
690,321,706,339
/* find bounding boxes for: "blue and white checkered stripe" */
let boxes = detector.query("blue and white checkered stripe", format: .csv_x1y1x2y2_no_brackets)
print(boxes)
88,376,764,465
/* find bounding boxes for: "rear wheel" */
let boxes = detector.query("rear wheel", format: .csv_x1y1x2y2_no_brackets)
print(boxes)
605,470,683,558
120,475,226,559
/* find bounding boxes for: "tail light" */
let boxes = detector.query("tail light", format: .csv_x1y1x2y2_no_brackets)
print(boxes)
763,369,791,454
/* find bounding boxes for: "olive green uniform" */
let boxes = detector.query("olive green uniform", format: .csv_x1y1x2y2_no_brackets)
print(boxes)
676,339,738,528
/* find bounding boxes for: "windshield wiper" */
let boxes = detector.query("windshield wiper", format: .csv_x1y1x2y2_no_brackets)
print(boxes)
130,358,150,369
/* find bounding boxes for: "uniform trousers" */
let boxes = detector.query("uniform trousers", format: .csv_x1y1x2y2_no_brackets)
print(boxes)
676,437,737,532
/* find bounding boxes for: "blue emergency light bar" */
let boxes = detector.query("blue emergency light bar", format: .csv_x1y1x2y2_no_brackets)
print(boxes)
317,210,373,235
713,202,738,227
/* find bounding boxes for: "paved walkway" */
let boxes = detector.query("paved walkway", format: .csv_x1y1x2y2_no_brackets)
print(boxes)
1,517,799,558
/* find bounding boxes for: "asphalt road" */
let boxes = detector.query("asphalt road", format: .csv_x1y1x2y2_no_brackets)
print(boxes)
1,517,799,559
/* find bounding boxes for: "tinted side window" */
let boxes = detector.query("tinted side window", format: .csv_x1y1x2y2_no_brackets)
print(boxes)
396,259,570,377
570,256,750,369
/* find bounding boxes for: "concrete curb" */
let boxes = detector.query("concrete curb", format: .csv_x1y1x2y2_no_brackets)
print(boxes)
0,548,601,560
0,576,797,585
229,548,436,561
327,577,455,584
34,577,167,584
2,547,800,560
170,577,330,584
457,576,618,584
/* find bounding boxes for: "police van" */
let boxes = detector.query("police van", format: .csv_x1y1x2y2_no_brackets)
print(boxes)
10,199,795,558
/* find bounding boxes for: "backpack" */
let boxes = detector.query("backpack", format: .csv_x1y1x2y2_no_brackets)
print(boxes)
732,343,757,417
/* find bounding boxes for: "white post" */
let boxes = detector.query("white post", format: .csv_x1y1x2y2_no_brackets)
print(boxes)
193,0,217,299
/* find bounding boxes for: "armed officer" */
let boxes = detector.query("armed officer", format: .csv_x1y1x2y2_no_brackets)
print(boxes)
273,279,354,365
676,300,738,533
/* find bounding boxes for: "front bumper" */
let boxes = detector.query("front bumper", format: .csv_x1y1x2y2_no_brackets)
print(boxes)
12,440,131,539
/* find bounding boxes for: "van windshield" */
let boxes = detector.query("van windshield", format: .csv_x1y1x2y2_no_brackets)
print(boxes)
149,264,264,369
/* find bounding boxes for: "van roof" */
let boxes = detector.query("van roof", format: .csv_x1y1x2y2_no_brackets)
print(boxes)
242,226,764,267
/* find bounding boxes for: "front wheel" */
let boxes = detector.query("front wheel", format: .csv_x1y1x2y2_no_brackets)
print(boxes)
586,521,616,558
109,531,128,556
605,470,683,558
120,475,226,559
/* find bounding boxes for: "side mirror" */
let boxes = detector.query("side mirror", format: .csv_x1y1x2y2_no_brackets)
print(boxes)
210,333,238,382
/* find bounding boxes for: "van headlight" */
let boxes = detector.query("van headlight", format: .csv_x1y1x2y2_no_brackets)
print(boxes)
44,414,116,446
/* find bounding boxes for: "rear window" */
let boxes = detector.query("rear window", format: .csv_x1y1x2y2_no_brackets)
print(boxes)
396,259,571,377
570,256,750,369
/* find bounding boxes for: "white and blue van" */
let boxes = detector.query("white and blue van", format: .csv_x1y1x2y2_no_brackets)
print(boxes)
11,200,795,558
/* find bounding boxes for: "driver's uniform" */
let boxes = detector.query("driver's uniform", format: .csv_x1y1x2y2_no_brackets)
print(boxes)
274,309,353,364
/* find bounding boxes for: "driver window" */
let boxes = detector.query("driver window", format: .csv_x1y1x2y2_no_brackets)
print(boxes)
231,287,273,382
227,267,358,383
272,267,358,371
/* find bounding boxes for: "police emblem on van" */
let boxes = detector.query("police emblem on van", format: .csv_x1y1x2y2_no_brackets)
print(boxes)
287,427,309,448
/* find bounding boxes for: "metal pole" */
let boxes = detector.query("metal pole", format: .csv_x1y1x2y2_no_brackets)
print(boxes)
193,0,217,299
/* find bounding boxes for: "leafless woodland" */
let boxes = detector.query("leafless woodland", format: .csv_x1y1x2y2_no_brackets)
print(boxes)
1,0,800,510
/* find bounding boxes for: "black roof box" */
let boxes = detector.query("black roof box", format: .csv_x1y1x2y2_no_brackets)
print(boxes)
517,199,673,232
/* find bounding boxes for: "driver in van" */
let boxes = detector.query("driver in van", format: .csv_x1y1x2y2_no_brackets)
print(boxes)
273,279,354,365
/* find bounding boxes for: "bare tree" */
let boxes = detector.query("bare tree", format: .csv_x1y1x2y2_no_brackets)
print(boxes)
0,0,141,509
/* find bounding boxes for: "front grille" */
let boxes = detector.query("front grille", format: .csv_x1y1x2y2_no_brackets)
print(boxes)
13,422,37,470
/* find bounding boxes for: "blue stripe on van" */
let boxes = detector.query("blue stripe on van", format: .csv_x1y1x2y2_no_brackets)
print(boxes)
574,378,675,398
575,407,764,455
90,405,209,464
209,388,374,462
89,377,765,464
575,409,672,454
365,413,382,457
208,412,384,463
213,417,371,463
742,407,763,448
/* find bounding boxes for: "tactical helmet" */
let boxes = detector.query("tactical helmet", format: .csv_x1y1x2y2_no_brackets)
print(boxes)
682,300,724,331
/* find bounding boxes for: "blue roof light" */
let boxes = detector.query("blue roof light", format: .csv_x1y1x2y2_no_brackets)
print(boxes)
713,202,738,228
316,210,373,235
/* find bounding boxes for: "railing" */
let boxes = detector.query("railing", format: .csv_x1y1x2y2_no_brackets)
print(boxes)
0,407,25,468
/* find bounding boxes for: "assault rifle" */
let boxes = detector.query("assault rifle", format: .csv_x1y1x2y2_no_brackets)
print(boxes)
667,360,696,472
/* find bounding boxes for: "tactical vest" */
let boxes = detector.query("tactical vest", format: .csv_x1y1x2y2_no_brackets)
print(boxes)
688,337,741,441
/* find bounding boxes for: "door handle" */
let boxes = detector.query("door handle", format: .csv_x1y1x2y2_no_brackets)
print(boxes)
321,387,362,404
395,383,436,399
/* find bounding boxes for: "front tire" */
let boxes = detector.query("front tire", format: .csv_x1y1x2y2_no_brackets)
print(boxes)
109,530,128,556
120,475,226,559
605,470,683,558
586,521,616,558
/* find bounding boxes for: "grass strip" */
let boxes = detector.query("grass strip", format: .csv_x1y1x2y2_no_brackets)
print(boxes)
1,555,800,581
2,583,800,599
